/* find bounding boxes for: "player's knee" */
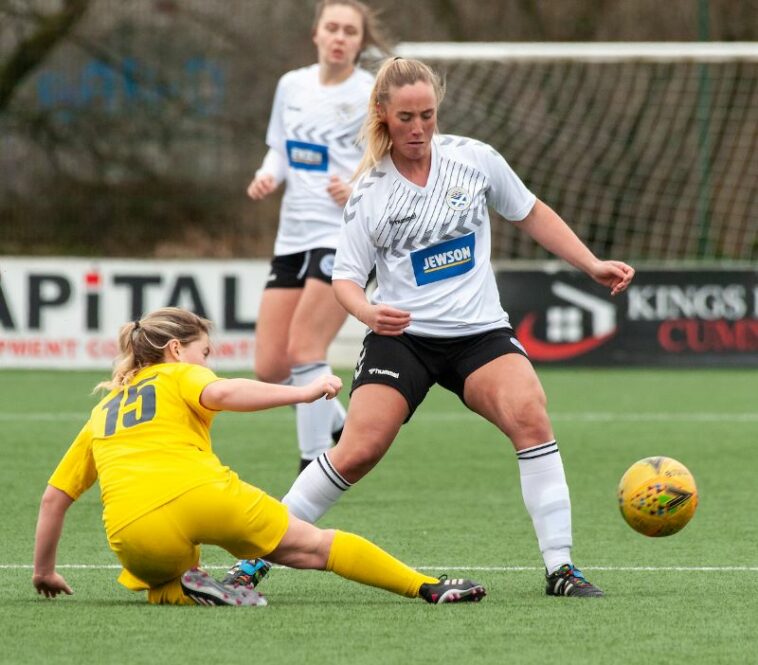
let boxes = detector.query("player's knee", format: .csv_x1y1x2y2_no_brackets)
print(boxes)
287,339,327,366
254,359,292,384
332,441,385,482
509,399,552,442
483,387,549,440
296,527,335,569
315,528,336,568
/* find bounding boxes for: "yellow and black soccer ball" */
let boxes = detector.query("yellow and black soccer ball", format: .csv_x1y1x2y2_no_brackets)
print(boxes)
617,456,698,537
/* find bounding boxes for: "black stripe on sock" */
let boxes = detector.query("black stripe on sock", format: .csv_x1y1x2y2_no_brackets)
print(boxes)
321,452,351,488
517,441,557,457
317,454,351,491
517,441,558,460
518,448,559,460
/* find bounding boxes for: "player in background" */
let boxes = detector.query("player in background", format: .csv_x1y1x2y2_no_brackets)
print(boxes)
32,307,485,606
247,0,390,472
277,58,636,597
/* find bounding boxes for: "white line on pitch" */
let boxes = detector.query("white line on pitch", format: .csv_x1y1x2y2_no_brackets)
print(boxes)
2,564,757,572
1,412,757,423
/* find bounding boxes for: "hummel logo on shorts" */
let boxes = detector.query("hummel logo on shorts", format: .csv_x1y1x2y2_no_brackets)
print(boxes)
368,368,399,378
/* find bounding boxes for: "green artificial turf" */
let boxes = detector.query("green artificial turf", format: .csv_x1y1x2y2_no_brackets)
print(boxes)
2,368,756,664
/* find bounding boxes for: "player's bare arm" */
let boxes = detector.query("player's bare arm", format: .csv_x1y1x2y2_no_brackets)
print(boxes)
200,375,342,412
333,279,411,336
32,485,74,598
519,199,634,295
326,175,352,207
247,173,278,200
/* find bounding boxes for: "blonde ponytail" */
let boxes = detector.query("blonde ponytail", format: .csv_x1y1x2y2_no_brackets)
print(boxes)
94,307,212,393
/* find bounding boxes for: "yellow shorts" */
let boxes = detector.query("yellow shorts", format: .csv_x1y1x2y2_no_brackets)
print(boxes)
109,474,289,590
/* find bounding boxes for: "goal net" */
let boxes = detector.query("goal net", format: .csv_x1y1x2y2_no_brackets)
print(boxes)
396,42,758,264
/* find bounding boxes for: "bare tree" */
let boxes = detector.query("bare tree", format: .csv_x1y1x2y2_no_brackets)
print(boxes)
0,0,90,112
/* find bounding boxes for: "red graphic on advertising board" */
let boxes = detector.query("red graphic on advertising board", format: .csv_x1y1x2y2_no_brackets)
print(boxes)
516,311,616,361
513,281,618,361
657,319,758,353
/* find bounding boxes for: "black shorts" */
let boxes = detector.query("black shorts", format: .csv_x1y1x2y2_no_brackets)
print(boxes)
350,328,529,421
265,248,336,289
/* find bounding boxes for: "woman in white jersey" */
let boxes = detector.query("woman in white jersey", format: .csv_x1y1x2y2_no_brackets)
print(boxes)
247,0,389,472
280,58,636,598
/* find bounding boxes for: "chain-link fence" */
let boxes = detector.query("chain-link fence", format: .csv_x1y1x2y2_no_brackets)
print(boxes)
1,1,756,261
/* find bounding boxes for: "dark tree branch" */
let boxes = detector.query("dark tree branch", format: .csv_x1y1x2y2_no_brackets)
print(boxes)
0,0,90,112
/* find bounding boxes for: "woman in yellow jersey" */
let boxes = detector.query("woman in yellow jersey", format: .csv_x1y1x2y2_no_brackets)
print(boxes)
32,307,484,606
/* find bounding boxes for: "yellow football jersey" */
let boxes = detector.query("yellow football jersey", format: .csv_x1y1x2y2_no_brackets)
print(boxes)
48,363,233,536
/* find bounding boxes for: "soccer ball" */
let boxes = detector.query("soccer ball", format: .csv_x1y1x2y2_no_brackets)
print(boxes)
617,456,698,537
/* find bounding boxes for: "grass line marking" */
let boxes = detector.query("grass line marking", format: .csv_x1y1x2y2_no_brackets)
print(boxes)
1,412,757,423
3,564,757,572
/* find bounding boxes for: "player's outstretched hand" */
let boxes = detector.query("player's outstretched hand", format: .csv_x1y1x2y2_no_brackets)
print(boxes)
326,176,352,207
247,174,277,200
33,572,73,599
303,375,343,402
361,304,411,336
589,260,635,296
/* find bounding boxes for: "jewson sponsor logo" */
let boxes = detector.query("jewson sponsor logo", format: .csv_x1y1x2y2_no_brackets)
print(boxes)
422,246,471,272
411,233,476,286
286,140,328,171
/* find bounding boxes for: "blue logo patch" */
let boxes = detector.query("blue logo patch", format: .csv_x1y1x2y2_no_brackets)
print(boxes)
286,140,328,171
411,233,476,286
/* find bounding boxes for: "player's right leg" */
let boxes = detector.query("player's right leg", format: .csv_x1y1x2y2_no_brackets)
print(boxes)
266,514,486,604
281,383,408,522
287,275,349,471
253,286,301,383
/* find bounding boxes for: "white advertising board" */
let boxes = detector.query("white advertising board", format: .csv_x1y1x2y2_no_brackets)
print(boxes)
0,257,366,370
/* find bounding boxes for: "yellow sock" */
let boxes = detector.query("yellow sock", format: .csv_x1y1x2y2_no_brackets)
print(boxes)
117,568,150,592
119,567,195,605
326,530,438,598
147,577,196,606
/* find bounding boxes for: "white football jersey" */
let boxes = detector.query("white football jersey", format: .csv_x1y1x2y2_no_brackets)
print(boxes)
333,135,537,337
264,64,373,255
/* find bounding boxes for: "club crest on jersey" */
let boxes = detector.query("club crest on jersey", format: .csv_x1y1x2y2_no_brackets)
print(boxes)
410,233,476,286
335,103,354,122
286,140,329,171
445,187,471,211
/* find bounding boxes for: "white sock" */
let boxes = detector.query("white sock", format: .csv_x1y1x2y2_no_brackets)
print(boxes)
281,452,351,522
291,362,344,461
517,441,573,574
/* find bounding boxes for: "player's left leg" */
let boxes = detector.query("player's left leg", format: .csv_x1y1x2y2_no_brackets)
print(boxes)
462,350,602,597
110,498,264,606
288,275,348,471
266,515,485,604
109,505,199,605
